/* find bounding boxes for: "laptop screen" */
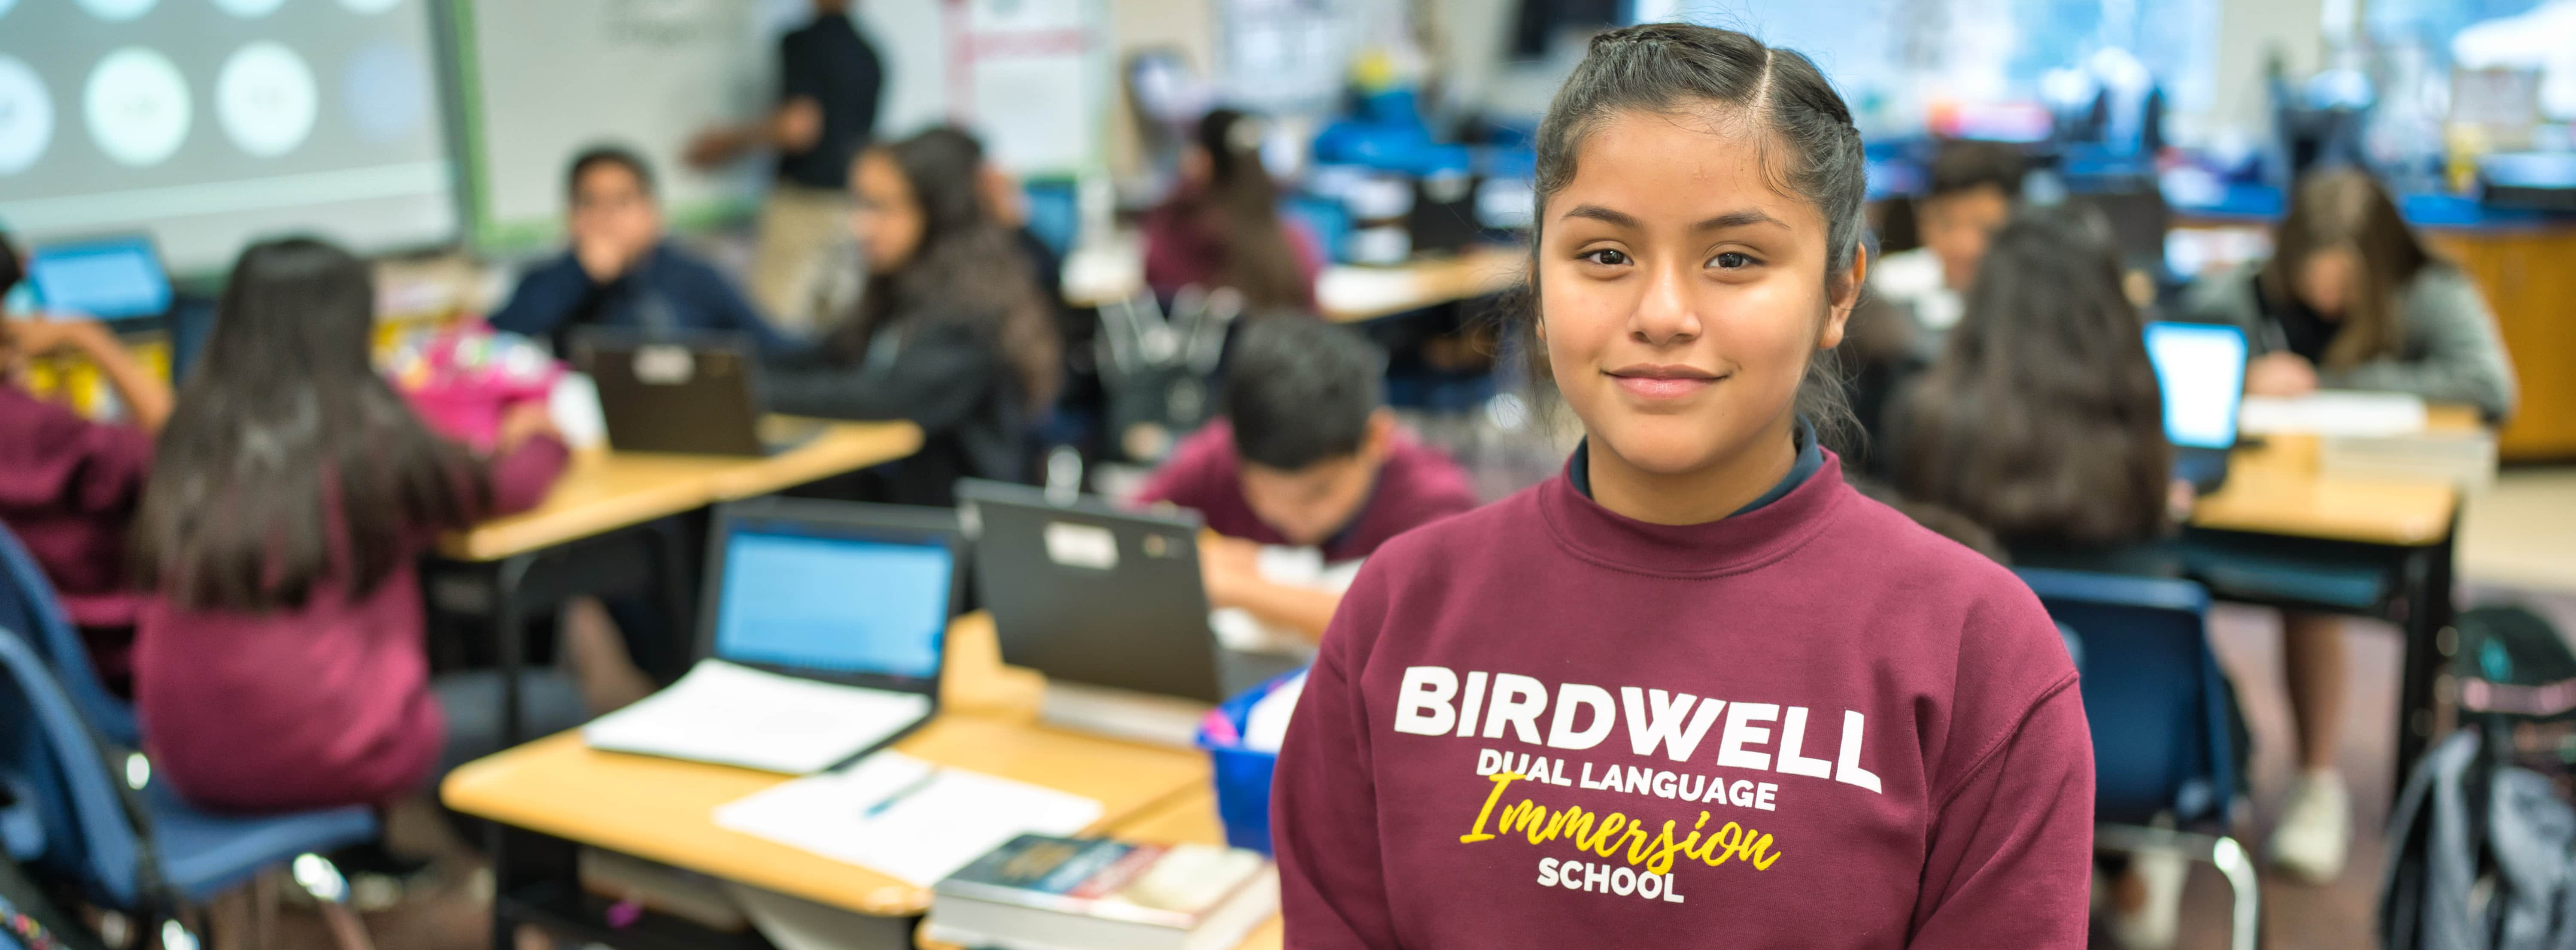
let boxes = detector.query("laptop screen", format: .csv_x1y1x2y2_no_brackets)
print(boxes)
712,521,952,680
2144,321,2249,450
27,236,171,321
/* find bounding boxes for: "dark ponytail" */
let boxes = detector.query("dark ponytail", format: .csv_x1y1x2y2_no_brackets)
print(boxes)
1511,23,1868,446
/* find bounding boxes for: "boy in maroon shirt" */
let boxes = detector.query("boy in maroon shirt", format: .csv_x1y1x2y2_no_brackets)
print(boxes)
0,231,173,696
1137,318,1477,640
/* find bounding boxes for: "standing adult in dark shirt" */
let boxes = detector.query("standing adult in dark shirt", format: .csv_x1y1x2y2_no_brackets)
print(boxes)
688,0,885,332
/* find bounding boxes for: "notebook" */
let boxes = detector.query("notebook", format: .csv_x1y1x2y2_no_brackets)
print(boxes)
714,752,1105,887
582,499,965,773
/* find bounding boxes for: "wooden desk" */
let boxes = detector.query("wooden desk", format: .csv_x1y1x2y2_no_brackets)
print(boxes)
447,613,1211,944
439,419,922,562
447,719,1209,917
2186,405,2478,801
1315,244,1525,323
2187,406,2477,546
1064,242,1525,323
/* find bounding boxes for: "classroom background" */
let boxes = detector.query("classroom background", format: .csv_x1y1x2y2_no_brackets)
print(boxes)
2,0,2573,948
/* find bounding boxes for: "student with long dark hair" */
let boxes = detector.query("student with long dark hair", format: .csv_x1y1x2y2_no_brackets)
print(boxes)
0,231,172,697
2180,168,2517,885
1269,24,2091,947
1890,208,2175,572
763,128,1063,507
1891,209,2198,948
130,238,586,812
1142,108,1324,312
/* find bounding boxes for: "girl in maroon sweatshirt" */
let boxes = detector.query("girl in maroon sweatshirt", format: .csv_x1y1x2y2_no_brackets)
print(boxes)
130,238,577,813
0,231,172,698
1270,24,2094,949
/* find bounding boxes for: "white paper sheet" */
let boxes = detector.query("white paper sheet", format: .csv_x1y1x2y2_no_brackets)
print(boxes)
1208,547,1359,656
2239,391,2430,437
582,660,931,774
713,752,1105,887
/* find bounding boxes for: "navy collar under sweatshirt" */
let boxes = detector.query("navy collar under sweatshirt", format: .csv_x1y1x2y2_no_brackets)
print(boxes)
1269,446,2096,949
1567,417,1822,516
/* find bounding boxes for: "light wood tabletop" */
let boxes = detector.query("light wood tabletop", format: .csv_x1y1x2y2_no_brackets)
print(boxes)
441,612,1207,919
1064,241,1525,323
1316,244,1525,324
2188,406,2476,546
436,419,921,562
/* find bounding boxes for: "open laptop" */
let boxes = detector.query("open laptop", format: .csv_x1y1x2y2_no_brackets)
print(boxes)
961,479,1292,743
582,498,963,773
2145,321,2250,494
26,234,173,322
571,328,820,456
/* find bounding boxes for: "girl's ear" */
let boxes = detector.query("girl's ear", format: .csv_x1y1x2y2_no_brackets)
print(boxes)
1819,245,1868,350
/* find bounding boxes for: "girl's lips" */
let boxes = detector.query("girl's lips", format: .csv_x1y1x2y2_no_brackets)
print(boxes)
1613,375,1716,399
1606,364,1723,400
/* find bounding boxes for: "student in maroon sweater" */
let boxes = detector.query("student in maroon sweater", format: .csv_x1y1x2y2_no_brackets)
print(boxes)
1269,24,2093,949
0,232,172,697
130,239,584,813
1142,108,1326,313
1137,317,1477,639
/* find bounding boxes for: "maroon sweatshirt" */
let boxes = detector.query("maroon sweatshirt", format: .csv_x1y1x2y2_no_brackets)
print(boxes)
1271,450,2092,949
1136,421,1479,562
0,385,152,695
135,434,569,813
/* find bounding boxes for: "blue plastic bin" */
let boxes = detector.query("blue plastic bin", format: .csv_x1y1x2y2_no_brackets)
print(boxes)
1194,671,1306,856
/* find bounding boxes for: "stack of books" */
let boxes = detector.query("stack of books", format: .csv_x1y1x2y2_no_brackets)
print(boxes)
924,835,1277,950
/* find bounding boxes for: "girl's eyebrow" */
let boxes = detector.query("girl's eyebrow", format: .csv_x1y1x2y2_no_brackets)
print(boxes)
1560,203,1640,229
1693,209,1788,231
1558,204,1788,232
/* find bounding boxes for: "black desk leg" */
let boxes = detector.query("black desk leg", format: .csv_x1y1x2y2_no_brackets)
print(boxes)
649,519,696,681
493,552,541,748
2392,519,2461,800
486,821,577,950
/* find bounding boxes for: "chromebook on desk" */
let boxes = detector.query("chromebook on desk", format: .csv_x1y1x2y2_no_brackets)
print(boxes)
583,498,964,774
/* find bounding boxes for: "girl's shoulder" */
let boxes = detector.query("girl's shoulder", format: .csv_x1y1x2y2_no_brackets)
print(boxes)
2402,262,2485,313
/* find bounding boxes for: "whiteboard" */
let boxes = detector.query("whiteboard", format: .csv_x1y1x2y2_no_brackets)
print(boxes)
451,0,948,255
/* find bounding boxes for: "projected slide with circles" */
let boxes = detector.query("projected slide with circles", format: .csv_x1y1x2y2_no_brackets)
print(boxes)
0,0,453,273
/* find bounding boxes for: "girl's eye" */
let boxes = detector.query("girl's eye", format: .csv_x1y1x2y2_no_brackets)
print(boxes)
1710,252,1755,269
1580,248,1630,267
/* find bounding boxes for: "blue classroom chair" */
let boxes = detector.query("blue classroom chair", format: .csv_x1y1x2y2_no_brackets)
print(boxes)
0,625,376,943
2016,567,2262,950
0,526,135,747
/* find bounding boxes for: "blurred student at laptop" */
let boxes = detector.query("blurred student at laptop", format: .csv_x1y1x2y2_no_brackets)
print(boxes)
489,146,795,356
1136,319,1476,639
0,229,172,697
764,129,1062,507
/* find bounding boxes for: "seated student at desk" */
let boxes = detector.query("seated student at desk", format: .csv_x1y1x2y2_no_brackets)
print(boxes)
1890,209,2180,574
2181,168,2519,886
1889,210,2206,949
1135,318,1476,640
0,231,173,697
488,147,794,356
1869,138,2023,346
1142,108,1325,313
2183,167,2517,420
764,130,1063,507
128,239,611,814
1845,139,2021,474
